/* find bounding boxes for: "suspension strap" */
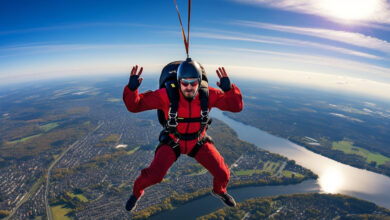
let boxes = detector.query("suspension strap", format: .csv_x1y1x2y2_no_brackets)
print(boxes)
174,0,191,58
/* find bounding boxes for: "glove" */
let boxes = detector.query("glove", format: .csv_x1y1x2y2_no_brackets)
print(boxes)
218,77,232,92
128,75,141,91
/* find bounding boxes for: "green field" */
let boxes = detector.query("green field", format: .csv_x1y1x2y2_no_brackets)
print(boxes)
69,192,88,202
234,161,281,176
263,161,280,173
234,169,265,176
8,133,43,144
40,122,59,132
332,141,390,166
51,205,72,220
7,123,58,144
282,170,304,179
126,146,140,155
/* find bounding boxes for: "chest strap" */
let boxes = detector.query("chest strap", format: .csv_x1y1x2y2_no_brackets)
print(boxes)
166,82,210,141
177,117,202,123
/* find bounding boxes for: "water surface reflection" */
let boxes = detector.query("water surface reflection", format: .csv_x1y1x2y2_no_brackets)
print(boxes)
212,110,390,208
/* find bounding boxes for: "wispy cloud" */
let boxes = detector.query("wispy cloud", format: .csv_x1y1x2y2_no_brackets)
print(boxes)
0,22,167,35
194,45,390,80
3,29,381,60
0,43,179,58
192,30,383,60
218,63,390,101
233,0,390,25
2,41,390,100
234,20,390,55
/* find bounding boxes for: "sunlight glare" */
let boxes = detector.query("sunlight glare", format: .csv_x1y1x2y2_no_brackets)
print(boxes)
319,167,344,193
319,0,381,21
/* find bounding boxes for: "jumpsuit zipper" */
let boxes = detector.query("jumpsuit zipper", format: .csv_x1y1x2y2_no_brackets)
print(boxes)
184,100,191,154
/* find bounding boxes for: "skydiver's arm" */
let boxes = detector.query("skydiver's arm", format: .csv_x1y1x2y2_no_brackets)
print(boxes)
209,85,243,112
122,65,167,113
209,67,243,112
123,87,166,113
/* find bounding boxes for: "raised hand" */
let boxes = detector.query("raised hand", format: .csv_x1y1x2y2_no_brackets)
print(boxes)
128,65,144,91
216,67,232,92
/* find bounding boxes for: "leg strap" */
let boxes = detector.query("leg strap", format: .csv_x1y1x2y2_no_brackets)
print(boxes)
155,130,181,161
188,135,213,158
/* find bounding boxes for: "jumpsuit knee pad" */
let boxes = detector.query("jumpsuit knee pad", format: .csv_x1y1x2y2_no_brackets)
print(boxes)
216,163,230,182
141,167,165,184
220,168,230,182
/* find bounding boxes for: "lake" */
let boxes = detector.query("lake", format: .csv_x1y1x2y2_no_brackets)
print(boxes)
213,110,390,208
151,109,390,219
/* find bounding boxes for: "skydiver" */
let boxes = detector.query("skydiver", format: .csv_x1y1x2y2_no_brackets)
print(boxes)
123,59,243,212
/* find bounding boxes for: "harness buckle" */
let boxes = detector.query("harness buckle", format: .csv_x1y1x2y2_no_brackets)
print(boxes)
201,110,209,125
167,108,178,127
171,141,180,149
168,111,177,119
167,118,178,127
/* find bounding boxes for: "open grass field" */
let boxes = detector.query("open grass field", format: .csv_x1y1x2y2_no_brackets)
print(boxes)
126,146,140,155
8,133,43,144
234,161,282,176
263,161,280,173
51,205,72,220
69,192,88,202
282,170,304,179
234,169,265,176
6,122,59,144
332,141,390,166
39,122,59,132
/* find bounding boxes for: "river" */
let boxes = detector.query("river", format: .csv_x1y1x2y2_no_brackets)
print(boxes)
151,109,390,219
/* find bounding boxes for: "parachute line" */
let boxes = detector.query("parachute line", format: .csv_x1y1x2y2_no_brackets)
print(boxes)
174,0,191,58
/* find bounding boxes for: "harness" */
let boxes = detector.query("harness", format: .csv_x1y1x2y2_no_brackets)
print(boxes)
156,80,213,160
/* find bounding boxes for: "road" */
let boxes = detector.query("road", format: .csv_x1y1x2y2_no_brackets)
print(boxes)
44,140,78,220
45,122,103,220
5,137,85,220
5,191,30,220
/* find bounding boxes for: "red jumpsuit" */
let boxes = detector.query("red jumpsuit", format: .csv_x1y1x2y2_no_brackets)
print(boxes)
123,83,243,198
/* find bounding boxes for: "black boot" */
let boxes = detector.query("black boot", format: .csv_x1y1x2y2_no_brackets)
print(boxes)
125,193,143,212
211,190,237,207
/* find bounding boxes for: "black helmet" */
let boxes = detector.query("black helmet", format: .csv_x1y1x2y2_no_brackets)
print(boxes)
177,58,202,83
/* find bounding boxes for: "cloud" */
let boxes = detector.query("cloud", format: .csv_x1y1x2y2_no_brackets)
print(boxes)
4,29,382,61
0,43,179,58
194,45,390,81
221,64,390,101
191,30,383,60
0,22,165,35
2,41,390,100
234,0,390,25
2,40,389,84
234,20,390,55
0,43,185,85
329,113,364,123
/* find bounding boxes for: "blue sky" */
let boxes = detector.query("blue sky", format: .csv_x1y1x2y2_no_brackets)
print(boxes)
1,0,390,99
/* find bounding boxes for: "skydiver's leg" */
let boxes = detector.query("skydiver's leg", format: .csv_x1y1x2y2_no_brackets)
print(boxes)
132,145,176,198
194,142,230,194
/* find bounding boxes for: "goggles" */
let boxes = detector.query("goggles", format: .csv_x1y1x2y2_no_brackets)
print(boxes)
180,78,199,87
